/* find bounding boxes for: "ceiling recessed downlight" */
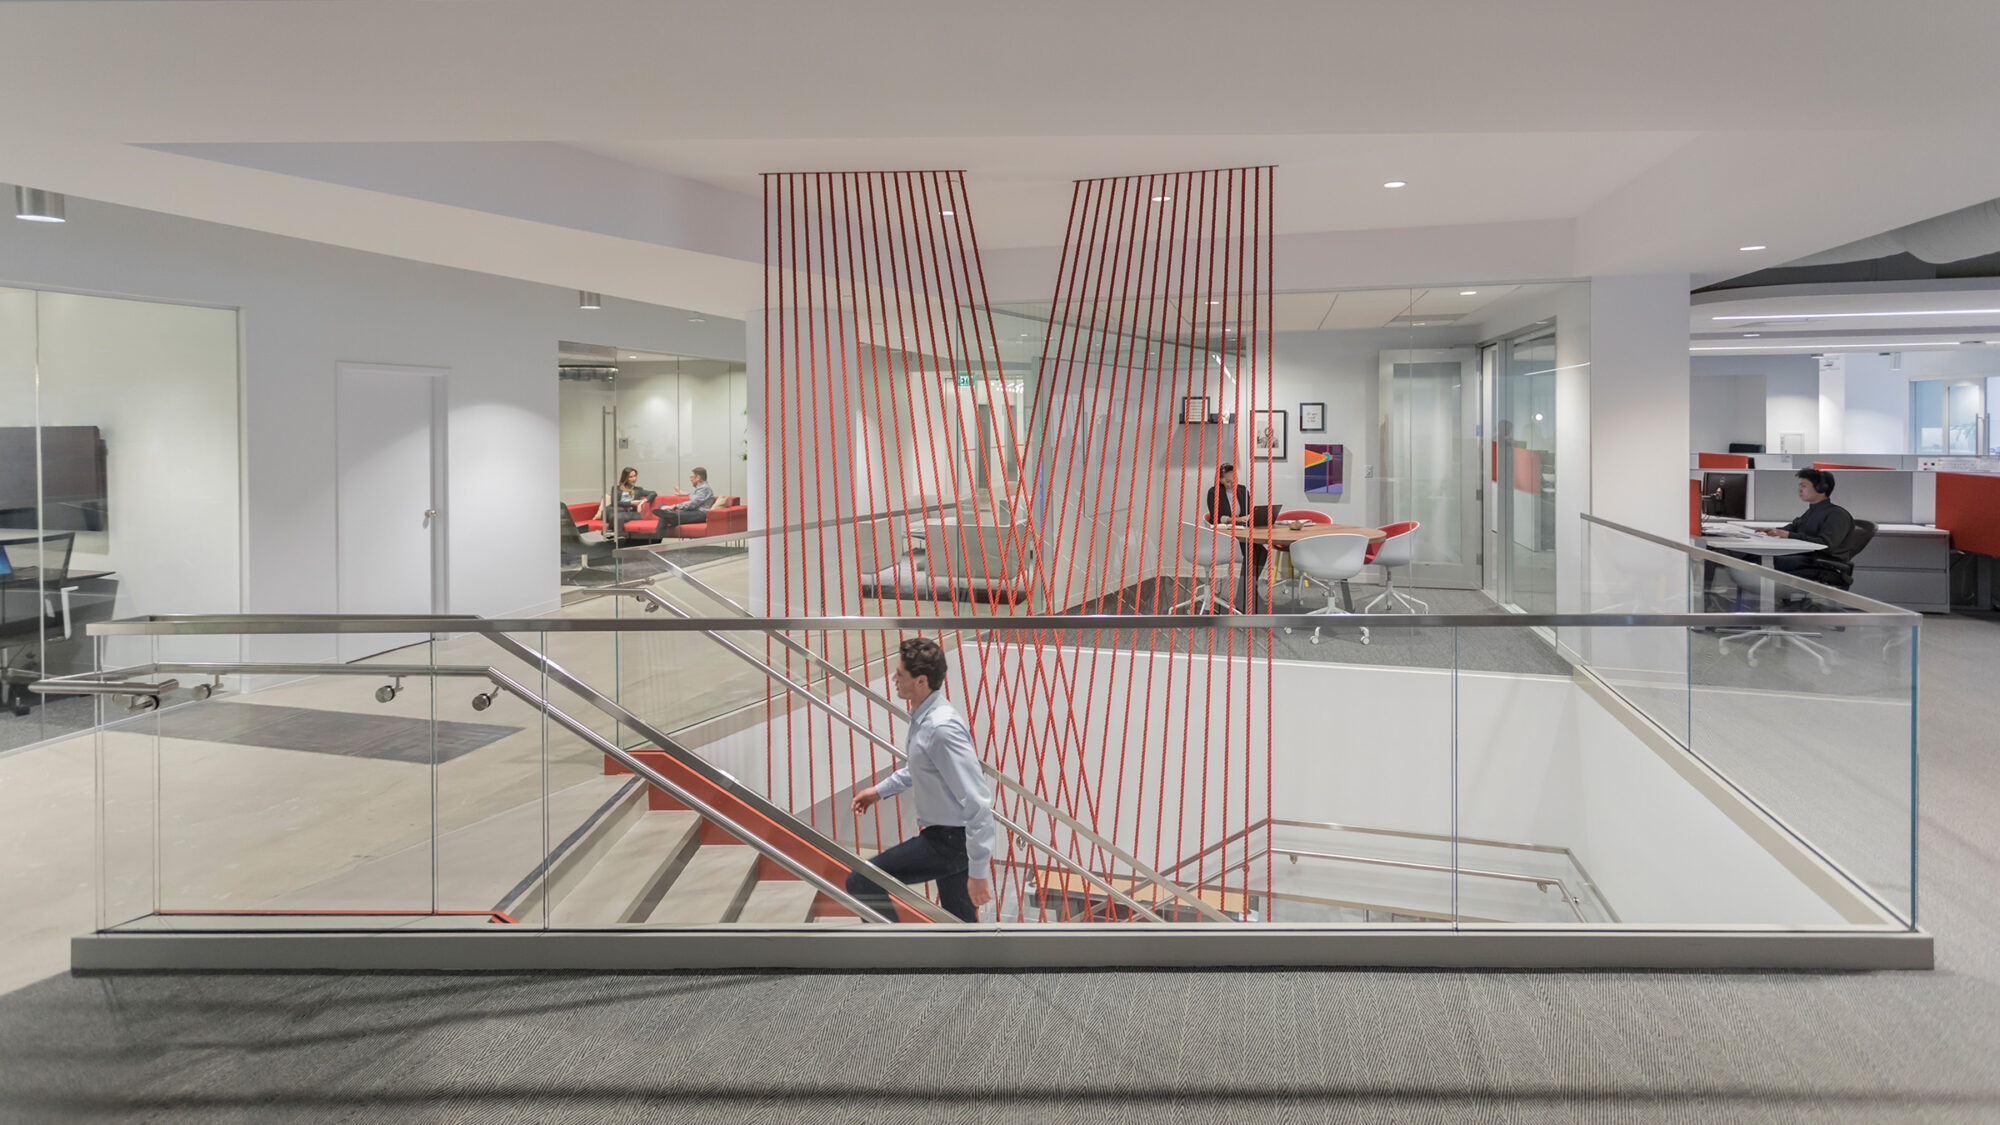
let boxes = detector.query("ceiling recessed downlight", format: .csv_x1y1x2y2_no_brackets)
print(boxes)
578,291,602,310
1382,180,1408,189
940,209,954,217
15,187,65,222
1739,245,1768,252
1459,290,1477,296
1743,333,1761,338
1152,195,1171,203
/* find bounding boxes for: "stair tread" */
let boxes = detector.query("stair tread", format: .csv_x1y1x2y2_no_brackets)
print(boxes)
646,846,760,924
551,810,702,925
735,880,819,924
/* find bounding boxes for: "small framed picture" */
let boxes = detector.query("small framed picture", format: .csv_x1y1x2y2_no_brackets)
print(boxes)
1180,396,1211,424
1251,409,1287,461
1299,402,1326,432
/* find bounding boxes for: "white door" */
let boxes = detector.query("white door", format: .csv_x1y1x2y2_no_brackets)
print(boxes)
336,364,445,662
1376,348,1482,588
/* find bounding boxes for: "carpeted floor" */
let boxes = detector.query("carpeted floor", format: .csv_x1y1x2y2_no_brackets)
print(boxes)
0,615,1996,1123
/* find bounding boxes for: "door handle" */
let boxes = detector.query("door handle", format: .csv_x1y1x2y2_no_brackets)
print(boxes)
423,508,438,528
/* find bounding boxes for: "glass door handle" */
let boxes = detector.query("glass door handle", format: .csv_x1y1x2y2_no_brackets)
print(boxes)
423,509,437,527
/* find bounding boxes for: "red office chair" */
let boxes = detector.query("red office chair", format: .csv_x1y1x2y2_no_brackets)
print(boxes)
1363,521,1425,613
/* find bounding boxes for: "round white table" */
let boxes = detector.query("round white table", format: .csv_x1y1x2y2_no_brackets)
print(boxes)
1699,534,1823,611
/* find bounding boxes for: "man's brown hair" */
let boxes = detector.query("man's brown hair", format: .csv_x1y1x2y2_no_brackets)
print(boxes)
899,637,948,693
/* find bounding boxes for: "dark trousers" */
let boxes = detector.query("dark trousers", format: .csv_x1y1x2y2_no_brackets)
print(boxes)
656,509,707,527
1235,542,1270,611
845,825,976,922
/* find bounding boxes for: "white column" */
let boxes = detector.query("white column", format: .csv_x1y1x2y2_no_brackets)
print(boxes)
1588,274,1692,540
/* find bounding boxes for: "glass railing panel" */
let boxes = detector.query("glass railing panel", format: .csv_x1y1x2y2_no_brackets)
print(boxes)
1575,516,1695,745
1455,623,1626,925
426,631,557,929
1254,619,1455,925
96,634,160,932
98,632,440,933
1689,604,1918,926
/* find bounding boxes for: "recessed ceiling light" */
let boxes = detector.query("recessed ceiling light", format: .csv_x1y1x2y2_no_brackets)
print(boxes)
13,187,64,223
1383,181,1408,189
578,291,602,310
1459,290,1477,296
940,210,954,217
1739,245,1767,252
1714,308,2000,321
1208,300,1222,305
689,317,705,323
1152,196,1171,203
1742,333,1760,338
1534,413,1544,422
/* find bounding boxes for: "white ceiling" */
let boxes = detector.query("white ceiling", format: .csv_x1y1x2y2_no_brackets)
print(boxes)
5,1,2000,315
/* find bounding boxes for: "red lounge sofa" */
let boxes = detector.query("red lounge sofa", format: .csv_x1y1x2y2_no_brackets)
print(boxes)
566,495,748,542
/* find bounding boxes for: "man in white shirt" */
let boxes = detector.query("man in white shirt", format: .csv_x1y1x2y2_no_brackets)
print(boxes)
847,638,995,922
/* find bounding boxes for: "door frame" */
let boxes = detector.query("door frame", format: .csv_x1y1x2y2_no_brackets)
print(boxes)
1376,347,1482,588
334,362,449,622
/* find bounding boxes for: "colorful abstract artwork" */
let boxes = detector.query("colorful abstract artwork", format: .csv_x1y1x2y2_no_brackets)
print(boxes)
1304,442,1344,496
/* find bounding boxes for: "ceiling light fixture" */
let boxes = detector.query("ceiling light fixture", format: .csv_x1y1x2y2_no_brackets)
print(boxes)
689,317,705,323
1152,195,1171,203
1742,333,1761,338
940,210,954,217
13,187,65,223
1690,340,1964,351
1382,181,1408,189
1460,290,1477,296
1713,308,2000,321
578,291,602,310
1739,245,1767,252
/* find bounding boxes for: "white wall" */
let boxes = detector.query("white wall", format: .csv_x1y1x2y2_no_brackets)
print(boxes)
0,194,744,659
1691,373,1766,453
1765,366,1820,454
1843,352,1909,453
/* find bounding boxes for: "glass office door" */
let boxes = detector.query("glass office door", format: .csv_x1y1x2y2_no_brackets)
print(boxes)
1493,324,1558,614
1377,348,1481,588
1909,377,1990,456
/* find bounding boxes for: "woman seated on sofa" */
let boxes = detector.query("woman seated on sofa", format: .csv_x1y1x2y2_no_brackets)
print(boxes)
601,467,656,541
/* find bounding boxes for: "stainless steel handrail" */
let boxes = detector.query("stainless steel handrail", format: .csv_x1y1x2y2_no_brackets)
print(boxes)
1582,511,1917,618
32,659,906,925
30,677,177,697
1220,847,1591,923
83,606,1907,634
608,578,1225,923
475,635,960,924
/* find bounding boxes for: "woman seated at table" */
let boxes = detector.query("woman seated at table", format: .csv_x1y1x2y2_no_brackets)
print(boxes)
1203,462,1269,610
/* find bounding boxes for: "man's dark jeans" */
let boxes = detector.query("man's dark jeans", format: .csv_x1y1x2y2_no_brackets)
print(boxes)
845,825,976,922
657,509,708,527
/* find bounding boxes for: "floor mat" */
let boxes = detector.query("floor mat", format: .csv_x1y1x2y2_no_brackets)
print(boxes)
143,702,521,765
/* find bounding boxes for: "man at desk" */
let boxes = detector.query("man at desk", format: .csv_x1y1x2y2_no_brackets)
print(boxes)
1753,468,1858,582
654,466,717,528
1204,463,1269,610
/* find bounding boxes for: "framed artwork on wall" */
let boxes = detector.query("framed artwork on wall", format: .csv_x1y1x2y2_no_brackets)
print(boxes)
1180,396,1211,424
1299,402,1326,432
1251,409,1287,460
1305,443,1345,496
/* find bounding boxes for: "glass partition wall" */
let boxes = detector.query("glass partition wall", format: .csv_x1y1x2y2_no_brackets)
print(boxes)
0,286,240,752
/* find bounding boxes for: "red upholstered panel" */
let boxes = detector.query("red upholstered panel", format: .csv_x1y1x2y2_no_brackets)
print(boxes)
1276,509,1330,524
1512,447,1542,492
1697,452,1751,469
1812,461,1890,470
565,502,602,525
1690,479,1701,536
1491,441,1498,482
1937,472,2000,556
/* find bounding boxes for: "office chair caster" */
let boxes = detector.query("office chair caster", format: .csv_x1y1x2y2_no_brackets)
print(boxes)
471,691,495,711
376,678,404,704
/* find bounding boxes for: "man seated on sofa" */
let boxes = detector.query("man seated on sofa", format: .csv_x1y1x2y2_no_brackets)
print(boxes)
656,466,717,528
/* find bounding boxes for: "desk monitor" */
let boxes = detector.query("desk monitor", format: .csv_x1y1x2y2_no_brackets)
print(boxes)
1701,472,1747,519
1728,442,1764,454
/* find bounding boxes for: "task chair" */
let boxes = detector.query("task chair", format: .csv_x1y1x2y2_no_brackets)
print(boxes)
1719,519,1877,672
1283,532,1372,645
1169,521,1241,614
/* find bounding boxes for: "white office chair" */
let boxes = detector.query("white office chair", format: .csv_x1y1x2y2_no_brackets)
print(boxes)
1169,521,1240,614
1362,522,1429,613
1284,532,1371,645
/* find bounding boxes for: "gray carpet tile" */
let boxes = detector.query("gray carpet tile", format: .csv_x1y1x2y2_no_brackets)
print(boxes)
136,701,520,765
0,615,1996,1123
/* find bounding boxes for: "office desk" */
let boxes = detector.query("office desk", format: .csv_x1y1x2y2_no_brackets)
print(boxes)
1718,520,1950,612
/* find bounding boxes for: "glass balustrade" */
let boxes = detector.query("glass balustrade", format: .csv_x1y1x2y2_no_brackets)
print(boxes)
59,514,1919,958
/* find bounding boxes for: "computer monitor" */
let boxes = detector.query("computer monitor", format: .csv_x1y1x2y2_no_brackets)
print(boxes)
1727,442,1764,454
1700,472,1748,520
